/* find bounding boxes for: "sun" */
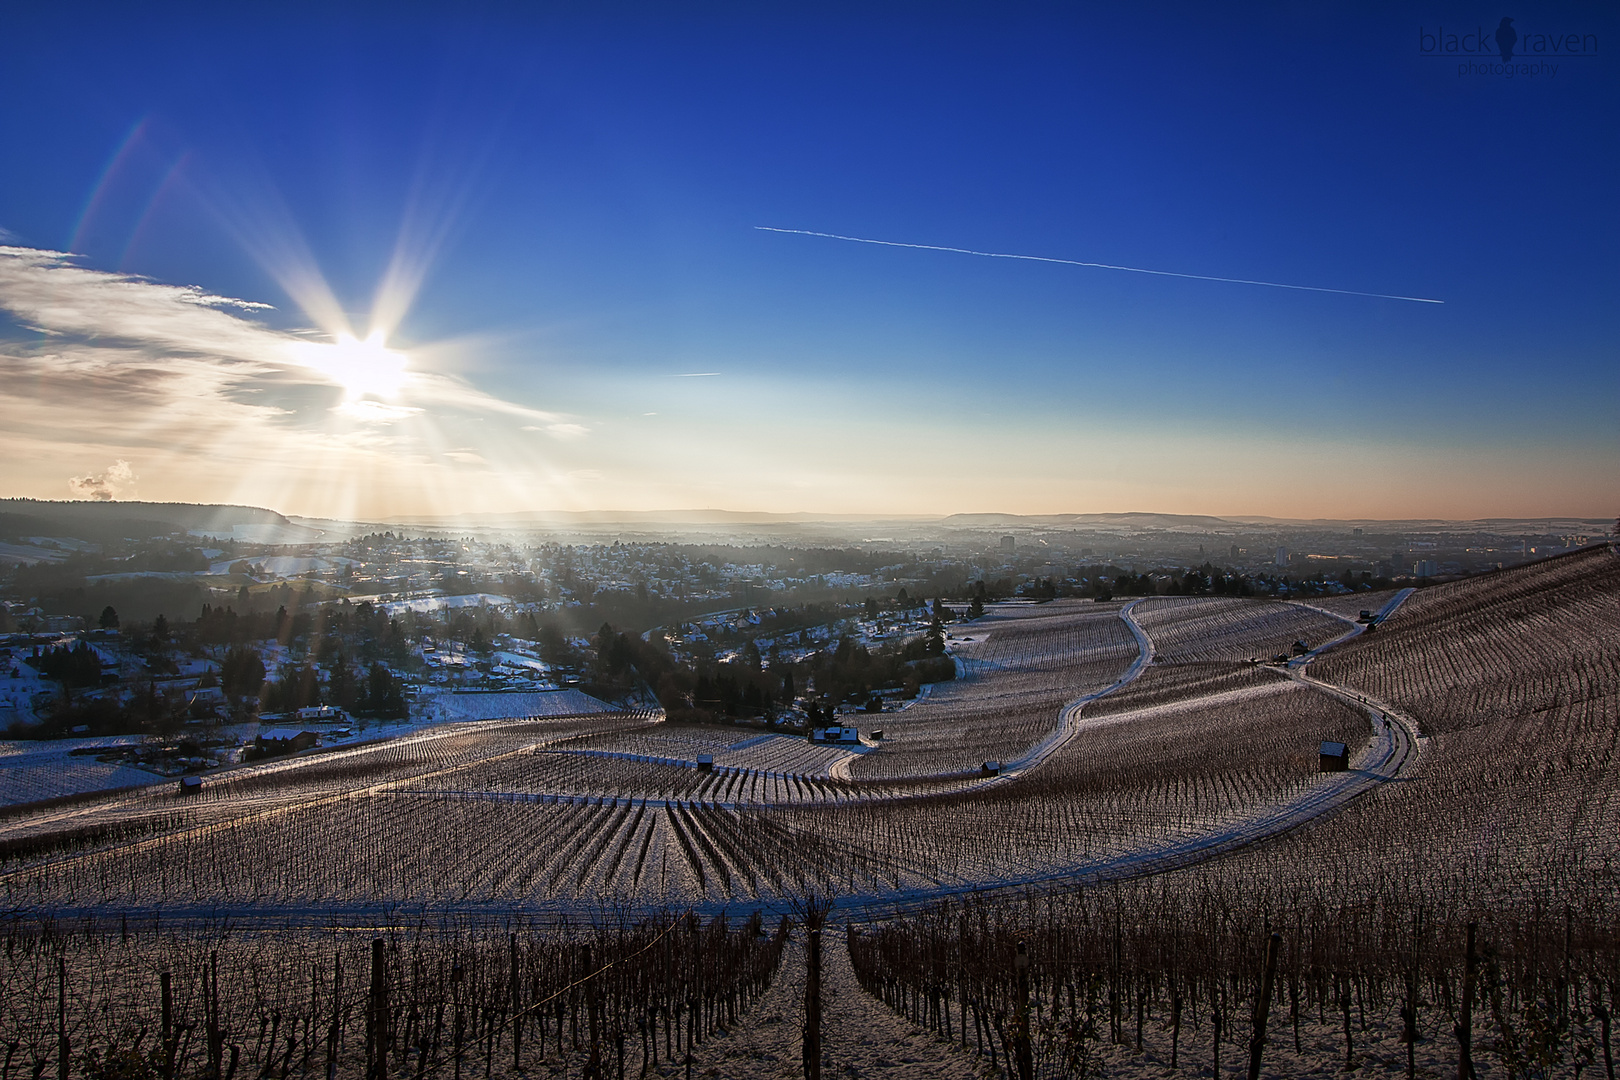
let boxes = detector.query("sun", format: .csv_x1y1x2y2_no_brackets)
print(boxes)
294,329,409,400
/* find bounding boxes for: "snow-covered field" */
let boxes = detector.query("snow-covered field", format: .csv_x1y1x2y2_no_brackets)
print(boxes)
0,553,1614,1080
242,555,361,577
1132,595,1348,663
378,592,514,615
0,686,617,810
429,688,614,722
850,599,1138,780
0,586,1442,914
0,735,159,805
188,523,325,544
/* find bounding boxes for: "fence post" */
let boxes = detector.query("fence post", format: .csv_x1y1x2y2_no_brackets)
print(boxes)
584,943,601,1077
1014,940,1033,1080
208,952,223,1080
1171,992,1182,1070
161,970,174,1080
509,935,521,1073
326,954,343,1080
57,955,68,1080
1402,908,1425,1080
1456,922,1478,1080
1247,933,1282,1080
1593,1003,1613,1080
369,940,388,1080
803,927,821,1080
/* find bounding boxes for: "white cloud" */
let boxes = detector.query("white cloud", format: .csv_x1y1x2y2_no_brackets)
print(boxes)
522,422,589,440
67,459,137,501
333,399,423,424
0,247,567,421
0,245,586,517
0,246,279,359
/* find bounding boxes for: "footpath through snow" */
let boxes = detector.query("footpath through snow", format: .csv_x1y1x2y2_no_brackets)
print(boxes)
685,929,981,1080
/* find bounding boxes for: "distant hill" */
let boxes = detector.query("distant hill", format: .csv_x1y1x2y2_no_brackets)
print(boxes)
386,509,927,527
942,512,1612,532
0,499,290,544
941,511,1240,531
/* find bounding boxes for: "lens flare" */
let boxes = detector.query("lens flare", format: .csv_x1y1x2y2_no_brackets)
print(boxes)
291,329,409,400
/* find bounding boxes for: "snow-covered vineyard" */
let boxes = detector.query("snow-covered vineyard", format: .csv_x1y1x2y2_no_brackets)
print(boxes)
1,547,1618,1079
7,549,1612,919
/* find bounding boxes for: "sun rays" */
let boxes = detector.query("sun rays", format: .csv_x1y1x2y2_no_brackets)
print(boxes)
0,242,603,523
289,329,410,401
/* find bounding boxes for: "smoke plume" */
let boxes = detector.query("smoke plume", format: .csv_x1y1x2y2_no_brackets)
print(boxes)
68,459,137,501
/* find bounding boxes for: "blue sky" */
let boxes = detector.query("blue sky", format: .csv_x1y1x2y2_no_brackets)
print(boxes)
1,3,1614,520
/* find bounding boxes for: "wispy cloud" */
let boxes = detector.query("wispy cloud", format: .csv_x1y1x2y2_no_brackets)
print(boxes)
0,245,279,357
0,245,588,516
672,372,720,377
333,399,422,423
523,422,589,440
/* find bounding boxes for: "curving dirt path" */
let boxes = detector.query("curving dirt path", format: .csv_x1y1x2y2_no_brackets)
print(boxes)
831,589,1424,919
1285,586,1415,661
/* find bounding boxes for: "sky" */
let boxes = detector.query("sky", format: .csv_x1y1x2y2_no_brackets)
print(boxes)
0,2,1615,523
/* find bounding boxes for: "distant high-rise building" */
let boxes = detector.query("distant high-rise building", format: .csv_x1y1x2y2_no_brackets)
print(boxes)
1000,535,1015,552
1352,527,1363,536
1414,560,1438,578
1275,546,1289,567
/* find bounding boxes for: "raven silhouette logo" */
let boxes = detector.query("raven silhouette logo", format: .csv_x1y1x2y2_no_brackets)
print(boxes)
1495,16,1518,61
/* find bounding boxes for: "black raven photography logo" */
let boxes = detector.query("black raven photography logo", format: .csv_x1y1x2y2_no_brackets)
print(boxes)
1418,16,1597,78
1495,17,1516,60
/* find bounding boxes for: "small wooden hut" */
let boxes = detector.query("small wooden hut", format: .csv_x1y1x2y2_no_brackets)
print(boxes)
1319,740,1350,772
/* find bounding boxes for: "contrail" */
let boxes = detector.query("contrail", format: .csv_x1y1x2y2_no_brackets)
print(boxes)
755,226,1444,304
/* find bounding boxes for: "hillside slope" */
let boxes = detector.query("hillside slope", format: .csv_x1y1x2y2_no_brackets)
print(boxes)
1203,544,1620,906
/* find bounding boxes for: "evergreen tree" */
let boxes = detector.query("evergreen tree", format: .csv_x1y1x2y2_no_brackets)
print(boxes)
328,654,357,711
221,646,266,698
367,663,407,718
925,616,945,656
